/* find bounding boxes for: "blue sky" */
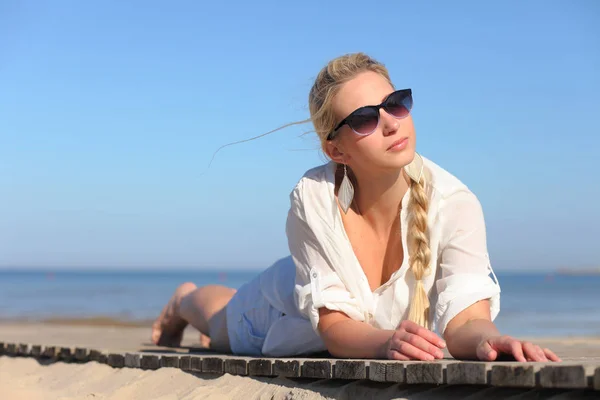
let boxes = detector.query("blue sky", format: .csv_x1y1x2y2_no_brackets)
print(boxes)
1,1,598,270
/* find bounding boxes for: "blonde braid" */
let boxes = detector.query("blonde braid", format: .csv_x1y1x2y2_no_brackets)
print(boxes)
406,176,432,328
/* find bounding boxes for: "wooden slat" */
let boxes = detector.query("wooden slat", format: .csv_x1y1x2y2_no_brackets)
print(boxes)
179,356,192,371
42,346,58,359
539,365,587,389
248,359,273,376
17,343,29,356
108,353,125,368
446,362,488,385
124,353,141,368
224,359,247,375
74,348,89,362
59,347,73,362
300,360,332,379
140,355,160,370
89,349,107,364
333,360,366,380
202,357,223,374
160,355,180,368
406,363,443,385
490,365,535,388
6,343,17,356
190,356,202,372
30,345,42,358
273,360,300,378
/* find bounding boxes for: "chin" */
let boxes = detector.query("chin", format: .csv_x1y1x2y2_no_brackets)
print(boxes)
382,148,415,169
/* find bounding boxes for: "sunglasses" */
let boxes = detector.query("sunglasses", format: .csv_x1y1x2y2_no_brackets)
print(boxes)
327,88,413,140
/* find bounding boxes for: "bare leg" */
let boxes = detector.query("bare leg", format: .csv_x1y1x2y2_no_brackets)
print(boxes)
151,282,236,351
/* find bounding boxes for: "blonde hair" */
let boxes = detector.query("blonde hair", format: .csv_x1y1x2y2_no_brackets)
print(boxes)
207,52,433,328
308,53,432,328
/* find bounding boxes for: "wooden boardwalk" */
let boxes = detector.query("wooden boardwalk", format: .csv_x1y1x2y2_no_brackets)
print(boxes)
2,341,599,391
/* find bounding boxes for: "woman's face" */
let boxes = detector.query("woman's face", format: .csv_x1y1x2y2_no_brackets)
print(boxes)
327,71,416,176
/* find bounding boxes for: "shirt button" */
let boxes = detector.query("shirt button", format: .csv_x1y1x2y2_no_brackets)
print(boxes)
312,272,317,278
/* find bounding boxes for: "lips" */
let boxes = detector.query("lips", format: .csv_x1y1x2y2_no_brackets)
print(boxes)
387,137,408,151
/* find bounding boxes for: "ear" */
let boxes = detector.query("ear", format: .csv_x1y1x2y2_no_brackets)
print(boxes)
325,140,348,164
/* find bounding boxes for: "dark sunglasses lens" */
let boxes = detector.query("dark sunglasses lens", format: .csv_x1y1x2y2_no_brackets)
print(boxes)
348,107,379,134
386,91,413,118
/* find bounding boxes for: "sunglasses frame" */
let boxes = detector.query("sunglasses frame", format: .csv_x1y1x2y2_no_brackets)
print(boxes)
326,88,413,141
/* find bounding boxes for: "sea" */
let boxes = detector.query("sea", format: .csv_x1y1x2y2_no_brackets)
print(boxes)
0,269,598,338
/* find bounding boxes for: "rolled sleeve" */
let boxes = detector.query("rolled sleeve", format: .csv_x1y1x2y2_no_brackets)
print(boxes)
433,190,501,335
286,183,364,333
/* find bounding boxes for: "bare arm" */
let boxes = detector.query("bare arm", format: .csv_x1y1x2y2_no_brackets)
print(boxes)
444,299,561,362
443,299,498,359
318,308,392,358
318,308,447,360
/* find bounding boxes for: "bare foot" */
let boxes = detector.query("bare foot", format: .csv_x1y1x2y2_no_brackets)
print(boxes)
151,282,197,347
199,333,211,349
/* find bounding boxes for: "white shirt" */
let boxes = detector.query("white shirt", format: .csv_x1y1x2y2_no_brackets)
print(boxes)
257,154,500,357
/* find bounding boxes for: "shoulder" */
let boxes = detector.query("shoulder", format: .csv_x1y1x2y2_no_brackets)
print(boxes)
289,162,334,205
421,156,469,199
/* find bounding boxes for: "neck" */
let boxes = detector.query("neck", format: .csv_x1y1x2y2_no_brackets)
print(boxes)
351,166,411,233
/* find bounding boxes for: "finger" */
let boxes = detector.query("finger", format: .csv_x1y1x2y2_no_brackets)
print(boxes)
490,337,526,362
399,332,445,359
392,339,437,361
387,349,410,361
543,348,562,362
476,340,498,361
535,345,549,362
522,342,545,362
400,320,446,348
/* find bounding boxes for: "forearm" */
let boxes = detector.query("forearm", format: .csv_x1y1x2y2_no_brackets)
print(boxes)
320,319,393,359
445,318,500,360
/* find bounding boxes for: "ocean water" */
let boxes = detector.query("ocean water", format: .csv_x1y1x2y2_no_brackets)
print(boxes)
0,269,598,338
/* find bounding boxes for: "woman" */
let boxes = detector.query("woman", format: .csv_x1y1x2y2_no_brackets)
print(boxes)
151,53,560,362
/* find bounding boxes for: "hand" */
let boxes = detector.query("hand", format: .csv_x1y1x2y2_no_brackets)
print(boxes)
477,335,561,362
383,320,446,361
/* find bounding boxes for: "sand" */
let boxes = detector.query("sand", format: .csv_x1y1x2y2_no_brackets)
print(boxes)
1,322,599,399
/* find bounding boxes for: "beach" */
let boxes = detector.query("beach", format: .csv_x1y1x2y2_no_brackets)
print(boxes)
1,321,599,399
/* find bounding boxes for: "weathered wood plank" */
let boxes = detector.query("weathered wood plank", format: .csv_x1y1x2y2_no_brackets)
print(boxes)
202,357,223,374
124,353,141,368
385,362,405,383
446,362,487,385
406,363,443,385
248,359,273,376
108,353,125,368
42,346,58,359
74,348,88,362
140,355,160,370
6,343,17,356
190,356,202,372
18,343,30,356
333,360,366,380
160,355,180,368
273,360,300,378
490,365,535,387
30,345,42,357
59,347,73,362
179,356,191,371
300,360,332,379
368,362,387,382
539,365,587,389
224,359,247,375
89,349,107,364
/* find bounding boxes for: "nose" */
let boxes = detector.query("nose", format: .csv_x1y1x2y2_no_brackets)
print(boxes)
380,109,399,137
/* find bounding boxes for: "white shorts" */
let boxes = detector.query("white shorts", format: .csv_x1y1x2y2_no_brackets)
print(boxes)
225,272,284,356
